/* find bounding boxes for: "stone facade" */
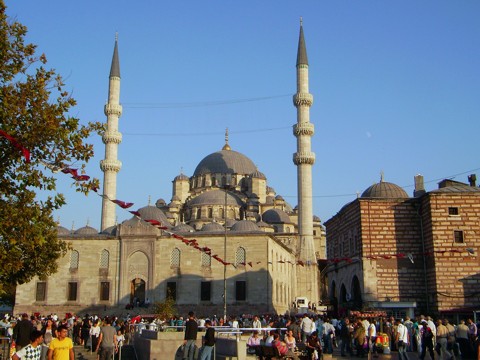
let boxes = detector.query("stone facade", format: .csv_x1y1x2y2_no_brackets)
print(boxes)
14,24,325,317
324,177,480,318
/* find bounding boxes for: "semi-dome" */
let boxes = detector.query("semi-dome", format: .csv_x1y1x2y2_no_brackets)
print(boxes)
188,190,243,207
57,226,70,236
74,225,98,235
193,149,257,176
361,180,408,199
262,208,292,224
231,220,260,233
136,205,172,228
200,222,225,232
155,198,166,207
173,223,195,233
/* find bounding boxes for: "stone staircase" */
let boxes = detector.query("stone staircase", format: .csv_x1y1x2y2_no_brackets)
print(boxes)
73,345,137,360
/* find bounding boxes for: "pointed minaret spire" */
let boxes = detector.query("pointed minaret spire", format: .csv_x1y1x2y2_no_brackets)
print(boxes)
222,127,231,150
100,35,123,231
292,20,317,301
296,17,309,66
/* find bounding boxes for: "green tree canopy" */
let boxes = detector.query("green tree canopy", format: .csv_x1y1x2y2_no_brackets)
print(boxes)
0,0,103,294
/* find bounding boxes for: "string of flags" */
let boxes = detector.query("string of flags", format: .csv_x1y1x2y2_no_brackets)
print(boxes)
3,130,475,270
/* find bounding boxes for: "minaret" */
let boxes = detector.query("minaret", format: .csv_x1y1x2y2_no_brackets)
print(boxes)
293,19,317,299
100,35,123,231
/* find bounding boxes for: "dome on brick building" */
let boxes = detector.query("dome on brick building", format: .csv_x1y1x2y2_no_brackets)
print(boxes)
361,177,408,199
174,173,189,181
101,225,117,236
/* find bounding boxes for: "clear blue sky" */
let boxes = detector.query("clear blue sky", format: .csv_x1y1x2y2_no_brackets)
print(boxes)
8,1,480,231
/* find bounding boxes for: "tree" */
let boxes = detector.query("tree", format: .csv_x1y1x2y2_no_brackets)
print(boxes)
152,297,178,322
0,1,103,294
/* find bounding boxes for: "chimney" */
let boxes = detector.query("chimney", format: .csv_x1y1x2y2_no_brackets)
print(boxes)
414,174,426,197
468,174,477,187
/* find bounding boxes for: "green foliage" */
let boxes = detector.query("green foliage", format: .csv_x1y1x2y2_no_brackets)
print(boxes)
0,1,103,293
152,297,178,321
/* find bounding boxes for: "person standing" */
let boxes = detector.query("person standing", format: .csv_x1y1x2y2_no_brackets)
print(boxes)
14,313,34,351
419,320,434,360
300,314,314,343
456,320,471,358
339,318,353,357
96,318,117,360
47,325,74,360
183,311,198,360
199,320,215,360
13,330,43,360
396,319,409,360
436,320,452,360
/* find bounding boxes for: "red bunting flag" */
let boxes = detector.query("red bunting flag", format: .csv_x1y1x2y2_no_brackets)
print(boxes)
112,200,134,209
129,210,141,217
72,174,90,181
0,130,31,162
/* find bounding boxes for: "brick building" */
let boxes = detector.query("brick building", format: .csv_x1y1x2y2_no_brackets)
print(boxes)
324,175,480,319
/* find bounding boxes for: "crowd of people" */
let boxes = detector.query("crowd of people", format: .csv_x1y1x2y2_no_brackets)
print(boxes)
1,311,479,360
0,312,128,360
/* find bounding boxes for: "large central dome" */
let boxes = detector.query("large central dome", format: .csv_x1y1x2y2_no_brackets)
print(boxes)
193,149,257,176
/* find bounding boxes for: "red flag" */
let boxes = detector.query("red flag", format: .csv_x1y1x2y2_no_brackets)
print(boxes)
129,210,141,217
62,167,78,177
0,130,31,162
72,174,90,181
112,199,134,209
145,219,162,226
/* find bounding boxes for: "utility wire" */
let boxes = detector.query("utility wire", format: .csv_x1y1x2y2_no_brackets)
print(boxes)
123,94,291,109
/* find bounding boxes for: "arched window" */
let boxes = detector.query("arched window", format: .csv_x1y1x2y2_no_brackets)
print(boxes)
232,176,237,186
235,247,246,266
211,177,216,186
208,208,213,218
219,208,224,219
100,249,109,269
201,252,211,267
222,176,226,186
196,208,201,219
171,248,181,268
70,250,79,269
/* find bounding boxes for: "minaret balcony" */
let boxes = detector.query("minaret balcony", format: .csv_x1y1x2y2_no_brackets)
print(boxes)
102,130,123,144
104,103,123,116
293,152,316,165
293,123,314,137
293,93,313,107
100,159,122,172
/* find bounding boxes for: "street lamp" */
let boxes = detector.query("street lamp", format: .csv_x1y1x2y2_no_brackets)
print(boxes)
223,185,228,322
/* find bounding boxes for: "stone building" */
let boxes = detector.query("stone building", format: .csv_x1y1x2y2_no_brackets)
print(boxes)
14,23,325,317
324,174,480,319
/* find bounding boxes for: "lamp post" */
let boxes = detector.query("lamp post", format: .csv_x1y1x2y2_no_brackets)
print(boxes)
223,184,229,322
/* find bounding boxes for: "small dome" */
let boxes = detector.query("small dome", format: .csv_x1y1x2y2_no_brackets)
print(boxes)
171,195,181,202
173,223,195,233
266,186,275,194
101,225,117,236
74,225,98,235
275,195,284,201
361,180,408,199
188,190,243,207
250,170,266,180
57,226,70,236
194,149,257,176
136,205,172,228
200,222,225,232
155,198,166,207
262,208,291,224
313,215,321,222
231,220,260,233
174,173,189,181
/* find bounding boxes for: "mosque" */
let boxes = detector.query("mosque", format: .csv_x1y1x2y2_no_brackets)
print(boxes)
14,24,326,317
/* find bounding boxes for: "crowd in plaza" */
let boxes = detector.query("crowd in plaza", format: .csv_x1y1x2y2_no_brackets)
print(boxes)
0,310,479,360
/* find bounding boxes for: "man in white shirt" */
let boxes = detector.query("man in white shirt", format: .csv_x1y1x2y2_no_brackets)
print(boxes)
396,319,409,360
300,314,314,342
